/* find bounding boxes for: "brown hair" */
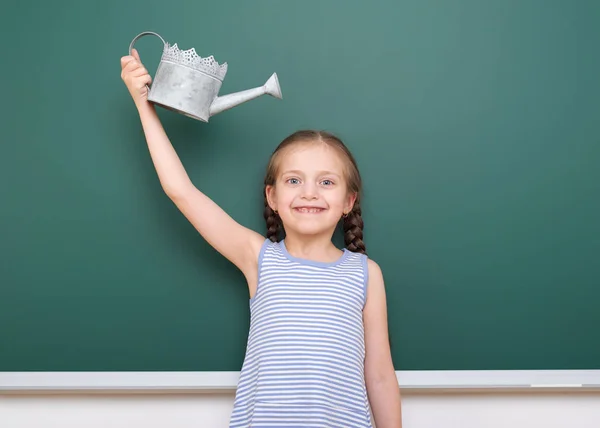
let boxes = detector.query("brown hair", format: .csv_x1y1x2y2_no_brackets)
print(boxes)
263,130,366,255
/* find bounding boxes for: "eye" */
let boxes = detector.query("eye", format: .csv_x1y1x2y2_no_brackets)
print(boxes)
286,178,300,185
321,179,334,186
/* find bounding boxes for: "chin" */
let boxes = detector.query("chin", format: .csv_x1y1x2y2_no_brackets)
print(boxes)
284,219,339,237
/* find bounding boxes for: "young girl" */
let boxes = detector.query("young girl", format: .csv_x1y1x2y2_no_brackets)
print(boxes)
121,49,402,428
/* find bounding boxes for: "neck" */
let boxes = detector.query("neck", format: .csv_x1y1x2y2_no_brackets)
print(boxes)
282,231,342,262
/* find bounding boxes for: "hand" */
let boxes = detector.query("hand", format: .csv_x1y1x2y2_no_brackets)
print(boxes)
120,48,152,107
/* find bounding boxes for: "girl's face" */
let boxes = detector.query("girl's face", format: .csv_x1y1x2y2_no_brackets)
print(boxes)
266,142,356,239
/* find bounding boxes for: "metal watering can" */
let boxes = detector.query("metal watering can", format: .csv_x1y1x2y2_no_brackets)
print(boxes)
128,31,283,122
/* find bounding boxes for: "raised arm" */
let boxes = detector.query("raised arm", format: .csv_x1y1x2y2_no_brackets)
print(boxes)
120,50,265,289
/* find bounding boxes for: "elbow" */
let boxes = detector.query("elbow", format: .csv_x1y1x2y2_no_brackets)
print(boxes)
162,181,193,201
366,360,398,389
164,186,182,201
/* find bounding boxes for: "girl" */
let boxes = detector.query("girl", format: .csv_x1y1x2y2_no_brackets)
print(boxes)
120,49,402,428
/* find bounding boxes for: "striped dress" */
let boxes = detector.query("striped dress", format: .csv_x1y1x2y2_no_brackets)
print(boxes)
229,238,373,427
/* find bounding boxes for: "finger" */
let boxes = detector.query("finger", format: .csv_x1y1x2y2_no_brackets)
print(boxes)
120,57,131,69
124,59,142,72
132,67,149,77
121,60,138,74
131,48,141,62
120,55,136,66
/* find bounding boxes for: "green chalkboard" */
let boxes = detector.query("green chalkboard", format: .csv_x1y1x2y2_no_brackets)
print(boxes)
1,0,599,372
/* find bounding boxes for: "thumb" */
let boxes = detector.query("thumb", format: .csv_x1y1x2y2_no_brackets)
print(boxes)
131,48,141,61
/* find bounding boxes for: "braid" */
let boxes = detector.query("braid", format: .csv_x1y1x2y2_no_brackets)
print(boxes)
263,192,280,242
343,202,366,255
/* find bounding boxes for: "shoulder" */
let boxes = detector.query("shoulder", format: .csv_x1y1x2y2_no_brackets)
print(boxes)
257,238,287,266
344,252,385,305
248,238,278,300
349,252,384,286
364,257,386,305
366,258,384,283
258,237,278,258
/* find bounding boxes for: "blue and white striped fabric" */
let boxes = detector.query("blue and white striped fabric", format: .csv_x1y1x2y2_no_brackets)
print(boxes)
229,238,372,427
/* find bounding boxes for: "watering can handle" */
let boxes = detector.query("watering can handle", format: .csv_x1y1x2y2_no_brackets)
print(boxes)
128,31,167,56
127,31,167,92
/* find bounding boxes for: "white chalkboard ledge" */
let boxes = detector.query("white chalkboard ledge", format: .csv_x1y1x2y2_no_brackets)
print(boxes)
1,370,600,394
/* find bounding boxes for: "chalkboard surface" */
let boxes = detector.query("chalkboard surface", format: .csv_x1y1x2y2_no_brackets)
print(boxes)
1,0,599,372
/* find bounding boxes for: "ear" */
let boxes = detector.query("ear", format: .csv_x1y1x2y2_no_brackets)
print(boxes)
265,184,278,211
344,191,358,215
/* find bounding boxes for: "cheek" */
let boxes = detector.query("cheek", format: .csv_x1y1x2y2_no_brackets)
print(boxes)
274,189,296,208
316,194,347,214
331,189,351,206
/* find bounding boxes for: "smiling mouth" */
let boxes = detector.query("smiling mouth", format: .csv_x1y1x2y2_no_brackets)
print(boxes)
294,207,326,214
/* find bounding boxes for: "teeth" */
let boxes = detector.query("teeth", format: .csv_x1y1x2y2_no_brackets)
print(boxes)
296,207,322,213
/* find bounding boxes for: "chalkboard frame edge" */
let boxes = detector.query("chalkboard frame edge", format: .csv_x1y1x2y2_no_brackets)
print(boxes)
1,370,600,393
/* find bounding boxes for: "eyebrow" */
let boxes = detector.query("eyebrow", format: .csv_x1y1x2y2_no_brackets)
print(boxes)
281,170,341,177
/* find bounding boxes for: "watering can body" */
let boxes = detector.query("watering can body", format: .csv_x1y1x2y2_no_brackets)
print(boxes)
128,32,282,122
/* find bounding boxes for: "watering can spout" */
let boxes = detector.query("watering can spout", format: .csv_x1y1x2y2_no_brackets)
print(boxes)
210,73,282,117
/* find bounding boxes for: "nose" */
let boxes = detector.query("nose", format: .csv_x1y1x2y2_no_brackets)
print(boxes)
301,181,318,200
